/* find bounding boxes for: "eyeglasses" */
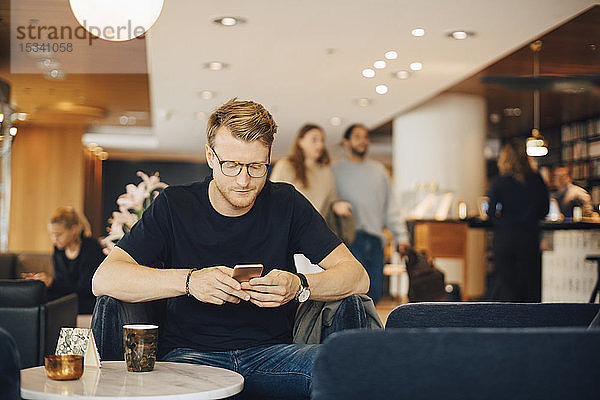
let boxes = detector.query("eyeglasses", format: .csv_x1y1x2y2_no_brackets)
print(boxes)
210,147,269,178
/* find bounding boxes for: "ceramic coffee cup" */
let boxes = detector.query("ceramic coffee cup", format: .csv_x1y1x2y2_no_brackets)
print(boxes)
123,324,158,372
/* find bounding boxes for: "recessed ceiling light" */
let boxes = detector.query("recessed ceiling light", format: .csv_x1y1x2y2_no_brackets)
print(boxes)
448,30,474,40
213,17,245,26
45,69,65,80
394,70,411,79
92,145,103,154
373,60,386,69
205,61,228,71
9,127,17,136
362,68,375,78
16,112,28,121
409,62,422,71
385,51,398,60
375,85,388,95
198,90,214,100
38,58,59,69
411,28,425,37
357,98,371,107
329,116,342,126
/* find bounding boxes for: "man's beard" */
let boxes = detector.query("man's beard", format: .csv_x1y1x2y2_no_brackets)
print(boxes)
350,146,367,158
214,180,260,209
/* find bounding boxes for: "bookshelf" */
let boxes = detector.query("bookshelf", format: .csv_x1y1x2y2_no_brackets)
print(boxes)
558,117,600,204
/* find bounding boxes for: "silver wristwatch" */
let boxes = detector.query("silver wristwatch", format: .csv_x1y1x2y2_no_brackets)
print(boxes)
295,273,310,303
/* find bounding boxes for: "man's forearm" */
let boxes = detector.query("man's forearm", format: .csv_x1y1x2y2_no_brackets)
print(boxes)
92,248,189,302
306,260,369,302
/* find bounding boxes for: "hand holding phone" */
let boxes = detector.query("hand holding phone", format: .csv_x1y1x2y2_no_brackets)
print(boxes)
232,264,263,282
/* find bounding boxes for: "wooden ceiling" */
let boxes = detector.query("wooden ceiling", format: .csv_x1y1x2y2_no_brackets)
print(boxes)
446,5,600,138
0,0,151,128
371,5,600,141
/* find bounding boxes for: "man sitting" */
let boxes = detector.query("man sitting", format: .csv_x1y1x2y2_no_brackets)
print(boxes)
552,166,593,218
92,98,369,399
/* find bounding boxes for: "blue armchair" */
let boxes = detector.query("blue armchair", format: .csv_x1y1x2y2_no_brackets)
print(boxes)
312,328,600,400
385,302,600,329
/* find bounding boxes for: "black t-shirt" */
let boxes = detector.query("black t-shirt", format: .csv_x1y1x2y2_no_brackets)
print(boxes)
50,236,106,314
117,178,341,353
486,173,549,229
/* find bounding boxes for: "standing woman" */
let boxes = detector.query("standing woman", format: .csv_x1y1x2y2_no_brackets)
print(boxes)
22,207,105,313
271,124,353,274
486,139,549,302
270,123,352,218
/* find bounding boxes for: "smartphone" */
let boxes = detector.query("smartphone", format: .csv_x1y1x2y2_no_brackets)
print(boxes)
232,264,263,282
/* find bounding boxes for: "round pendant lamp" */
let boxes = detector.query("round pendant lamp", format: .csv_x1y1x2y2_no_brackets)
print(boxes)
69,0,164,41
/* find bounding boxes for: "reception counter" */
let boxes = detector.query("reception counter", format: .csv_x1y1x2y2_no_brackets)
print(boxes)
408,219,600,302
537,221,600,303
406,219,486,299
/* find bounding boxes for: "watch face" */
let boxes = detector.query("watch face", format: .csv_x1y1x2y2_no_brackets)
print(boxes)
298,288,310,303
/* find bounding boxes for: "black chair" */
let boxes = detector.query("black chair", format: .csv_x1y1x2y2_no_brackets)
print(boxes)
385,302,600,329
0,253,18,279
0,280,78,368
312,328,600,400
585,255,600,303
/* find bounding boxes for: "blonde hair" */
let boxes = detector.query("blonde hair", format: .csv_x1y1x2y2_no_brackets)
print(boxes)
497,138,533,184
206,98,277,149
49,207,92,238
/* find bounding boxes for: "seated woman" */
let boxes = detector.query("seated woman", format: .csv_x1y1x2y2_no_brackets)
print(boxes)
22,207,105,314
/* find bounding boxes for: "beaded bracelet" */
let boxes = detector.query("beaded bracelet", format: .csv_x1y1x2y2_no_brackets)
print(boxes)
185,268,199,297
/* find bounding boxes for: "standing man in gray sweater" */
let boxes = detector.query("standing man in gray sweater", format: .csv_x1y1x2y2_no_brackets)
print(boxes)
332,124,408,304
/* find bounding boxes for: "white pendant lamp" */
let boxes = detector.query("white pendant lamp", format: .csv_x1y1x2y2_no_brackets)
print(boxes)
69,0,164,41
526,40,548,157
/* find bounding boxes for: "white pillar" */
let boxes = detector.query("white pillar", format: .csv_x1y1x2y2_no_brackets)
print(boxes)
393,93,487,298
393,93,486,213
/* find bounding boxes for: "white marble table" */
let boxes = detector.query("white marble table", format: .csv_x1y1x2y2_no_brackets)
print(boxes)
21,361,244,400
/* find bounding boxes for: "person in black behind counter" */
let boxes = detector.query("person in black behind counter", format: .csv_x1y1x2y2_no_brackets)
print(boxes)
22,207,105,313
486,139,549,302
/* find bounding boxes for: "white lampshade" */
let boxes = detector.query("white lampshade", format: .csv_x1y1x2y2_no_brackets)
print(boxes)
526,138,548,156
69,0,164,41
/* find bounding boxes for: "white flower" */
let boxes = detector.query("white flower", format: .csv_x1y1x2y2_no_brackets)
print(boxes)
101,171,168,253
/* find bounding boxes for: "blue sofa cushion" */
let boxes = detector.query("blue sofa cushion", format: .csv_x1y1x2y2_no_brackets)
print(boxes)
386,302,600,329
312,328,600,400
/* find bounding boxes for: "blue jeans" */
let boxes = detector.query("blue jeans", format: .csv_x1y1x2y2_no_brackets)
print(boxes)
349,231,384,304
161,344,318,400
91,295,372,400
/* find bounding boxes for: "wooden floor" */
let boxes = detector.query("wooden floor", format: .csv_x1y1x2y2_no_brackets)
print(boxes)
375,296,406,326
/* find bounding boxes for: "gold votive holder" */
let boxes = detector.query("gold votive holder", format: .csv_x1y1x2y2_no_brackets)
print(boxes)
44,354,84,380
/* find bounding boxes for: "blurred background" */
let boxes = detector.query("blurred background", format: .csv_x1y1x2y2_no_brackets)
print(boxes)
0,0,598,264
